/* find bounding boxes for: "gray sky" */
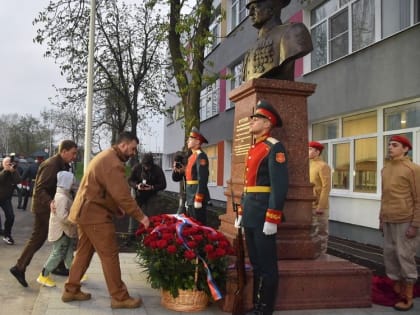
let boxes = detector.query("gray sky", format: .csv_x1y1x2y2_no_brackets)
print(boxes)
0,1,64,116
0,0,164,152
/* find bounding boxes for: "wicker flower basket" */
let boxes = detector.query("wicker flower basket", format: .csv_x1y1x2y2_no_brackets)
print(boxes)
161,289,209,312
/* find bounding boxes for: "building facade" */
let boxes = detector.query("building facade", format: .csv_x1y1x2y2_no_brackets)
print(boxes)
163,0,420,248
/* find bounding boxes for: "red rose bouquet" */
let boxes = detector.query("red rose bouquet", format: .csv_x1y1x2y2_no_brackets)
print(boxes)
136,214,234,299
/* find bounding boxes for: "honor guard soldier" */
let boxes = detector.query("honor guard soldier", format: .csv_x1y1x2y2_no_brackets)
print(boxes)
173,127,210,225
235,100,288,315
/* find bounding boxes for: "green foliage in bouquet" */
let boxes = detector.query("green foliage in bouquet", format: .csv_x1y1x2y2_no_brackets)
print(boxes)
136,214,234,299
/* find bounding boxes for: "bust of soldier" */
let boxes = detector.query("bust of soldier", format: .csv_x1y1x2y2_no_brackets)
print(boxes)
242,0,313,81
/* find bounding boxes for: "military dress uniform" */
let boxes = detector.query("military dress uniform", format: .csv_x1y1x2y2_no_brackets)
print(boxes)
240,101,288,315
185,148,210,225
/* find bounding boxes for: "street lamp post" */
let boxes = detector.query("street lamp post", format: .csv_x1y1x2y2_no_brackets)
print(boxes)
83,0,96,173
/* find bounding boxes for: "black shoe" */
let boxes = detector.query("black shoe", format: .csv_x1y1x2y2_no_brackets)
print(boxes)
10,266,28,287
51,267,69,276
3,236,14,245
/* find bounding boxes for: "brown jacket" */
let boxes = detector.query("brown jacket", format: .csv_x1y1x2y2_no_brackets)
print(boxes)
380,156,420,227
31,154,69,214
68,147,144,224
309,157,331,209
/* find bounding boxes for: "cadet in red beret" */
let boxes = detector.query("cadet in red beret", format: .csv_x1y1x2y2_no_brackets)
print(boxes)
309,141,324,153
172,127,209,225
389,135,412,151
380,134,420,311
308,141,331,255
237,99,288,315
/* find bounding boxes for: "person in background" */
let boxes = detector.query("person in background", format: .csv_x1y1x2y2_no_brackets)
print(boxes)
235,100,288,315
37,171,77,288
172,127,210,225
308,141,331,255
379,135,420,311
9,140,78,287
128,152,166,216
172,151,188,214
63,131,149,309
18,158,40,210
0,155,22,245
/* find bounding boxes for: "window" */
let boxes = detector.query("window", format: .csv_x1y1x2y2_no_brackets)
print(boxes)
382,0,411,38
204,144,218,184
205,4,222,56
227,61,243,109
329,8,349,62
312,119,339,140
200,80,220,121
342,111,377,137
332,142,350,190
384,101,420,131
354,137,377,193
311,100,420,196
351,0,375,51
310,0,418,69
230,0,247,30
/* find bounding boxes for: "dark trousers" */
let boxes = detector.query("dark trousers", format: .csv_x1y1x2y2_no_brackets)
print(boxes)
187,205,207,225
17,187,30,210
245,227,278,315
16,211,50,272
0,198,15,238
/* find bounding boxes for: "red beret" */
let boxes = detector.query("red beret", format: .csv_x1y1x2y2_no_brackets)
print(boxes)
389,135,412,150
309,141,324,152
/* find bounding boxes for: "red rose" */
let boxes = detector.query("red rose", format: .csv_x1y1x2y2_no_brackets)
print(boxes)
167,245,177,254
184,249,196,260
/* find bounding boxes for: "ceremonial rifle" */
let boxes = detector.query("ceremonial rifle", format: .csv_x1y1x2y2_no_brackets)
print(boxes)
231,186,246,315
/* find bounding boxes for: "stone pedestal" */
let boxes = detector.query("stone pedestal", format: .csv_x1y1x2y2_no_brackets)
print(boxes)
219,78,320,259
220,255,372,312
218,78,372,311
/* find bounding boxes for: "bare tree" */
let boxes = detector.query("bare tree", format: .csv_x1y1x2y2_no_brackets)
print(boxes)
33,0,170,140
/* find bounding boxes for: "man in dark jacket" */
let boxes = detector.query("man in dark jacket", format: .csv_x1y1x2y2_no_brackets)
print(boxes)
128,153,166,216
0,156,22,245
10,140,78,287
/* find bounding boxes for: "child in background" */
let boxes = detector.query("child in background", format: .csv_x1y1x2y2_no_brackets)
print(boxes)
37,171,77,287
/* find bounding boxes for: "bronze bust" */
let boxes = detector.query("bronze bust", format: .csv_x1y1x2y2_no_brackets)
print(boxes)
242,0,313,81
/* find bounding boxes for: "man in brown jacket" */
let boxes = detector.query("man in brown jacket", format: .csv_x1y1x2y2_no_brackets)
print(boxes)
309,141,331,255
62,132,150,309
380,135,420,311
10,140,78,287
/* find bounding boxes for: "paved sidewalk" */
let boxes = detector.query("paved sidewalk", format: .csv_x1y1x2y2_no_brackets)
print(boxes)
2,197,419,314
32,252,420,315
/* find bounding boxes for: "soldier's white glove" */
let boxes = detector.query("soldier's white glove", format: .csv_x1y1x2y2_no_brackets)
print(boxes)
263,222,277,235
234,215,242,228
194,201,202,209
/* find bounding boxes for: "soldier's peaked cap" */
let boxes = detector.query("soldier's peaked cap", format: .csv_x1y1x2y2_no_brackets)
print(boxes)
246,0,291,9
250,100,282,127
189,127,208,144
